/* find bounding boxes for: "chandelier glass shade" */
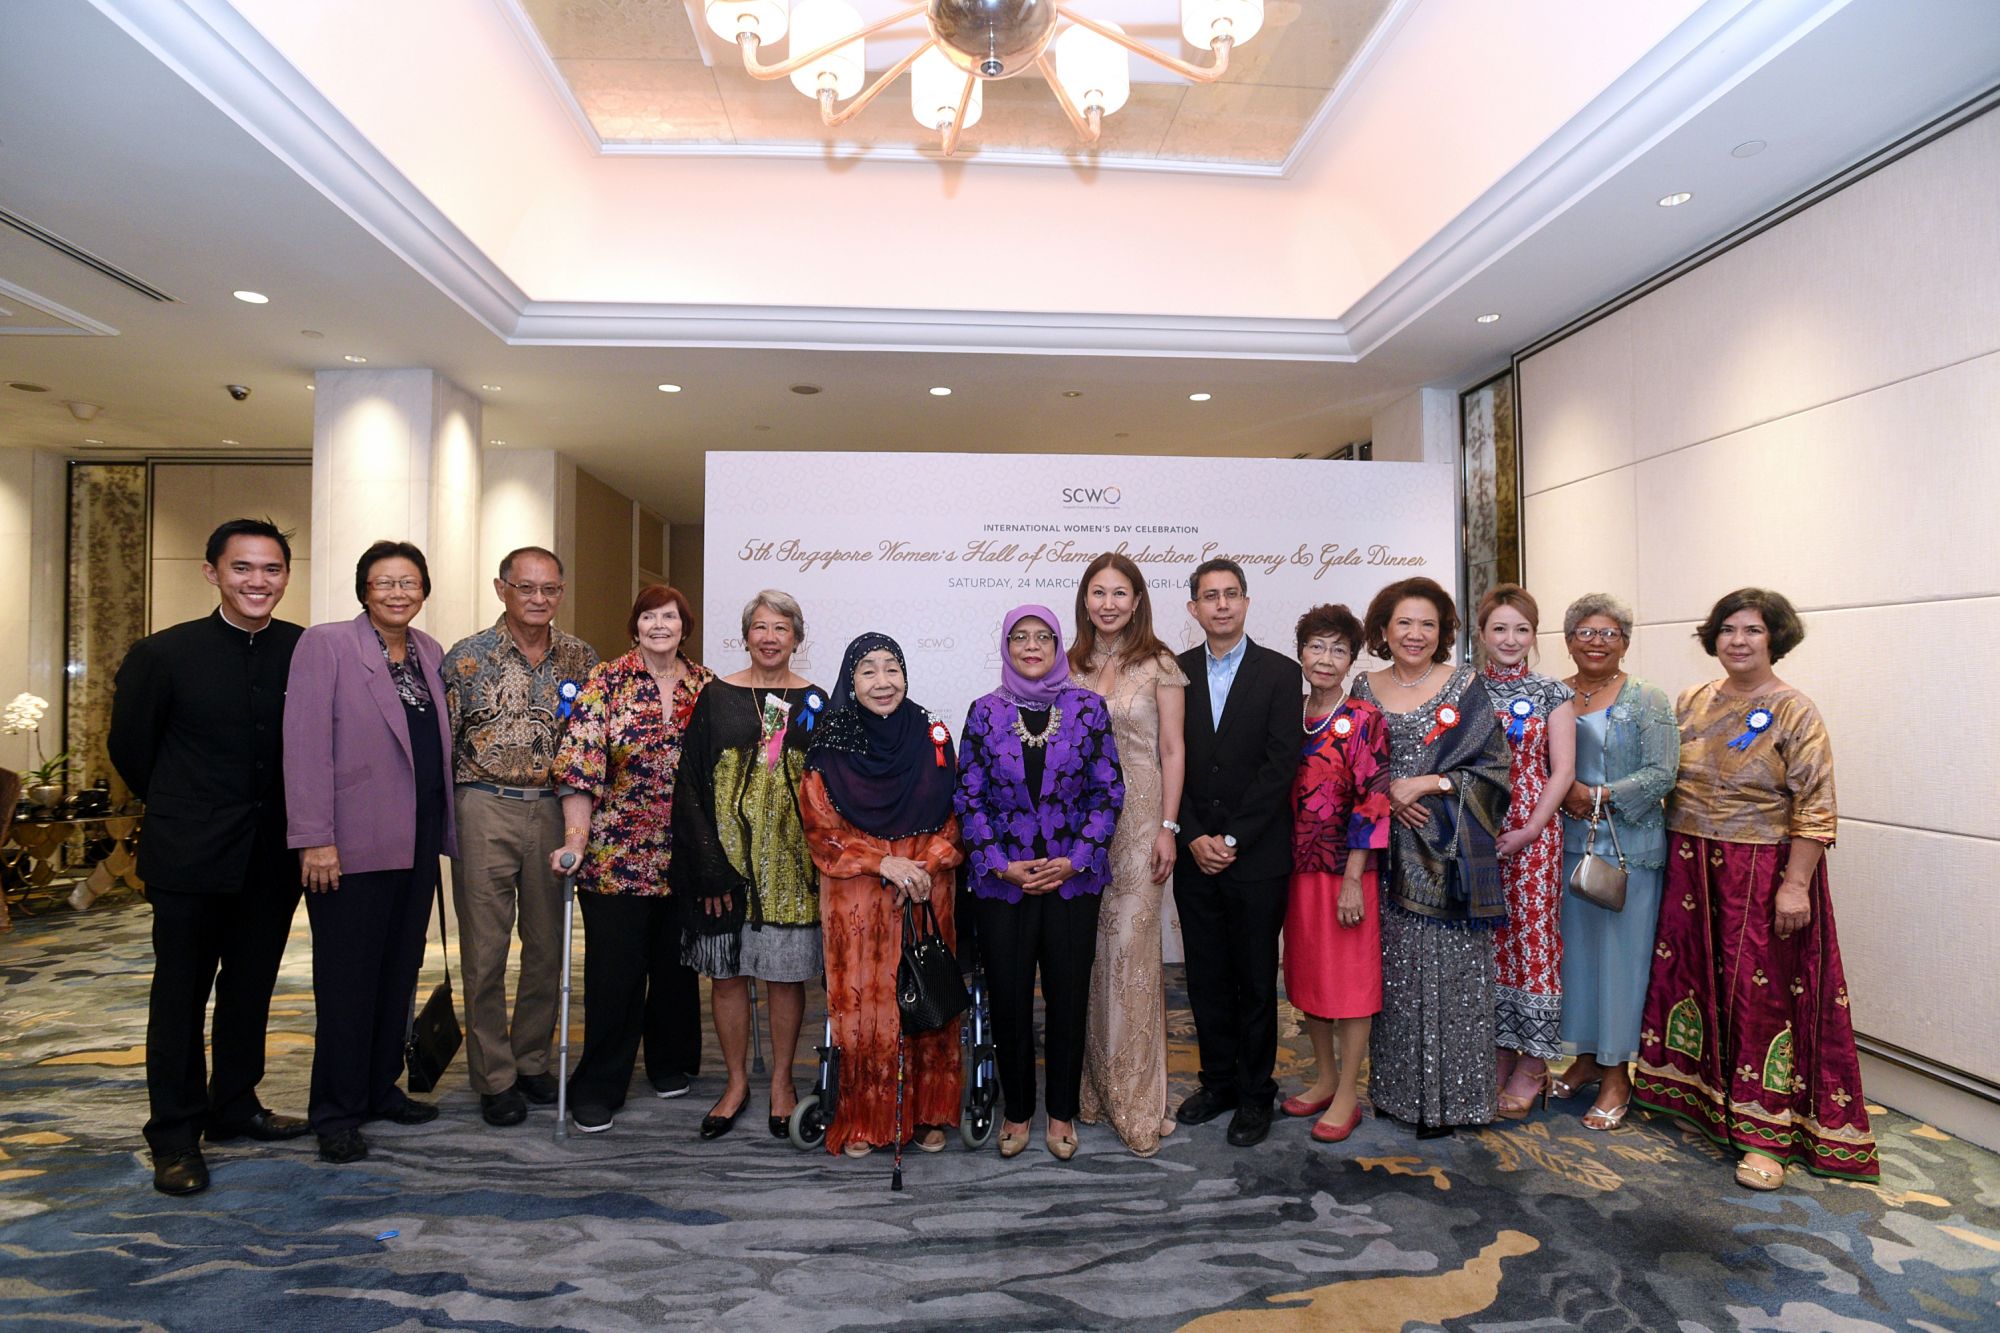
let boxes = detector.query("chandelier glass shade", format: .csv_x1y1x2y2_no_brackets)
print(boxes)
702,0,1263,155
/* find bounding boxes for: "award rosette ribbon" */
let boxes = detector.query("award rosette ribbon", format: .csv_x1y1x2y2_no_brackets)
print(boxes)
799,690,825,732
1506,696,1534,742
1420,703,1460,747
557,679,579,721
1332,714,1353,739
1727,705,1775,751
928,719,951,768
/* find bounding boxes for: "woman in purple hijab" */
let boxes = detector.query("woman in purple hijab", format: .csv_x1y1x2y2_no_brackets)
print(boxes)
954,605,1124,1160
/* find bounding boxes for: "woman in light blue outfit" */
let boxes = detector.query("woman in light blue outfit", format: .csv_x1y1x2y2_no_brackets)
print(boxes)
1550,593,1677,1130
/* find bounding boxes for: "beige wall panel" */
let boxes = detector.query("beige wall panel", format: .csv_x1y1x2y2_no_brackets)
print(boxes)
1519,305,1635,495
1520,468,1638,628
150,560,217,631
1628,111,2000,460
668,522,704,665
573,468,635,662
149,466,214,561
1834,819,2000,1086
234,465,312,540
1633,352,2000,624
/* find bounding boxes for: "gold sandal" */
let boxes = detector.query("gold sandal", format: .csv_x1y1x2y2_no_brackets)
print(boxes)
1735,1155,1785,1191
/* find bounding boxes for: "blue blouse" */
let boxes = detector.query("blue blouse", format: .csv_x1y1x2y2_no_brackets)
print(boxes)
954,686,1124,902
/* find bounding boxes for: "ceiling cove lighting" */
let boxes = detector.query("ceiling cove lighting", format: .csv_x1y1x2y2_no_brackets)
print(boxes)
1658,191,1692,207
703,0,1264,157
232,290,269,304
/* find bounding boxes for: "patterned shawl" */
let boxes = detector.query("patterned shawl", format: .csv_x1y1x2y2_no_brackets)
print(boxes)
1392,674,1514,926
804,632,957,839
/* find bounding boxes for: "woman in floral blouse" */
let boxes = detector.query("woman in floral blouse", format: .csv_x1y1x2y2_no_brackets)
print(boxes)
550,585,714,1133
954,605,1123,1160
1279,603,1391,1144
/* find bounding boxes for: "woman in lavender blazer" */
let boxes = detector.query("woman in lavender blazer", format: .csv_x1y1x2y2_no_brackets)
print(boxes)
284,541,457,1165
954,605,1123,1160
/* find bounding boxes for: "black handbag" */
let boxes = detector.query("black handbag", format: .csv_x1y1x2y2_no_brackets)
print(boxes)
897,900,968,1035
405,877,462,1093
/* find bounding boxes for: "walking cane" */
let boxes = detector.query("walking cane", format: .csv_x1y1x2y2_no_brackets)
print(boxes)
554,850,579,1141
749,976,766,1077
891,1032,906,1192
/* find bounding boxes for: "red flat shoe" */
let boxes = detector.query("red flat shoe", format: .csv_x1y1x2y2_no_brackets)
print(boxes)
1310,1107,1364,1143
1281,1093,1335,1118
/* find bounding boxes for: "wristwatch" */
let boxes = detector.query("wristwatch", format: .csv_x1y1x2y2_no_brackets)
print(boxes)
1437,775,1454,794
1161,819,1181,834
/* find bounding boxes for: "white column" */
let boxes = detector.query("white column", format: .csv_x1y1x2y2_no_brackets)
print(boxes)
1370,386,1458,464
310,369,483,645
479,448,579,634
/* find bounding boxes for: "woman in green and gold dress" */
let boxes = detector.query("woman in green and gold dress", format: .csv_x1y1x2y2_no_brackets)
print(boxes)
673,591,826,1141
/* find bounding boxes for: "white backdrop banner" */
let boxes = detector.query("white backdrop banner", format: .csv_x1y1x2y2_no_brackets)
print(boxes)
704,451,1458,963
703,451,1458,719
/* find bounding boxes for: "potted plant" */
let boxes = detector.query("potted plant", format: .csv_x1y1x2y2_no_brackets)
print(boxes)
4,693,67,811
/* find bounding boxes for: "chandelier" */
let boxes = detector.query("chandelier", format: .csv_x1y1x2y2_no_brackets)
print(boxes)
702,0,1266,156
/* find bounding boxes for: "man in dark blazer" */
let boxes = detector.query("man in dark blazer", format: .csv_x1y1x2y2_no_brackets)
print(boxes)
1173,557,1302,1147
109,518,310,1195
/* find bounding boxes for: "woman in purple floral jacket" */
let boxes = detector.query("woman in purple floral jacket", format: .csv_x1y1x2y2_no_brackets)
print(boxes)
955,605,1124,1160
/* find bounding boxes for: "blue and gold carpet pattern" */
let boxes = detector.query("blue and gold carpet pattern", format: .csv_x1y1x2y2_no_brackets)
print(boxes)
3,901,1998,1331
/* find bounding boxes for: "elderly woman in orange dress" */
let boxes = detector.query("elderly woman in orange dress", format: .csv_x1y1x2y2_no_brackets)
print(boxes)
800,632,964,1157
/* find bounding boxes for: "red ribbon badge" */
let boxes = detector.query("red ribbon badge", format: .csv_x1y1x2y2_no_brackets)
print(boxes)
928,720,951,767
1421,704,1460,747
1332,715,1353,738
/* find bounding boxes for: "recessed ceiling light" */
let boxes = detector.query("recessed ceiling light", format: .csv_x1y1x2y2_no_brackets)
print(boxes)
305,382,315,391
481,383,502,392
489,439,505,446
1731,139,1767,159
7,382,48,393
1114,431,1130,439
1062,390,1083,398
929,386,952,396
657,383,682,393
1188,392,1212,402
84,438,103,445
221,438,239,445
232,290,269,304
790,384,822,395
343,354,368,363
1476,313,1501,324
1658,191,1692,207
754,424,772,431
300,329,324,339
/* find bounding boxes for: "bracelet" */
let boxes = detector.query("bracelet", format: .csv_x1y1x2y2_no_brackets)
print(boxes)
565,825,590,840
1161,819,1181,834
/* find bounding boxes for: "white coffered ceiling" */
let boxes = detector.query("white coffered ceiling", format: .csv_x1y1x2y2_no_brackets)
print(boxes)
1,0,1997,519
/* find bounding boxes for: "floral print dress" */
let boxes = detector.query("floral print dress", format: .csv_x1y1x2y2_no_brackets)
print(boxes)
1484,663,1574,1058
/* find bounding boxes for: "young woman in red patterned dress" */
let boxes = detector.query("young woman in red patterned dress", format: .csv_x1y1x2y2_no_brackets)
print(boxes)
1476,585,1576,1117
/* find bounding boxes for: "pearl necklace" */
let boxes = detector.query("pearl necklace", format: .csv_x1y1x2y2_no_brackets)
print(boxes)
1303,693,1347,736
1389,660,1437,690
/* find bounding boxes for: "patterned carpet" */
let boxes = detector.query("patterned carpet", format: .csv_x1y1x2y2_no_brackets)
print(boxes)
2,897,1998,1332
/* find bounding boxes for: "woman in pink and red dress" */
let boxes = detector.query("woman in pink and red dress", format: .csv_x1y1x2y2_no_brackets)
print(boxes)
1635,588,1876,1189
1280,604,1391,1143
1476,585,1575,1118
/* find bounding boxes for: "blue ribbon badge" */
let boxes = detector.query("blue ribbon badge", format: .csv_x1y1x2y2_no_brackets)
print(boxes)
1727,706,1774,751
558,679,579,721
1507,696,1534,742
800,690,825,732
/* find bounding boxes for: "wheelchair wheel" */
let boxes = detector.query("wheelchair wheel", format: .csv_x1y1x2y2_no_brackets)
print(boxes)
960,1104,995,1150
788,1095,827,1150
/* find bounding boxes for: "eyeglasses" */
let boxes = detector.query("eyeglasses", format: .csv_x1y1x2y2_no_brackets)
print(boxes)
366,577,423,592
1008,630,1057,646
1197,588,1245,605
505,581,566,598
1569,627,1625,643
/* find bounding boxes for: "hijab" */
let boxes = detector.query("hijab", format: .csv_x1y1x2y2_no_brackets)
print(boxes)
997,604,1071,710
805,631,957,839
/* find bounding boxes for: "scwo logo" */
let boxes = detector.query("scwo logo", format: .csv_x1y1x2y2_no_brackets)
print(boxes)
1060,484,1122,507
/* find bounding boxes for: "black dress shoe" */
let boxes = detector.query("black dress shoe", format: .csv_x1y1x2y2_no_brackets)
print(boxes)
206,1109,312,1144
769,1115,790,1139
515,1073,558,1105
1175,1086,1240,1126
317,1128,369,1164
650,1071,691,1099
1226,1103,1273,1148
699,1100,744,1141
379,1099,439,1126
153,1146,209,1195
481,1088,528,1127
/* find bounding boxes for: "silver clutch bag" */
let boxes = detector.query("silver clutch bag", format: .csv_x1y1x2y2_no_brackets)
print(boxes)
1566,788,1628,912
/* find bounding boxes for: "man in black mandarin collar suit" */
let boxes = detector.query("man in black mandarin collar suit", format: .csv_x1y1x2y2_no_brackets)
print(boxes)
109,519,312,1195
1173,558,1302,1147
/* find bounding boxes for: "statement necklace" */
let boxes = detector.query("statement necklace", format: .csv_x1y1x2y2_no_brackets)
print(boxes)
1389,660,1437,690
1012,704,1062,748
